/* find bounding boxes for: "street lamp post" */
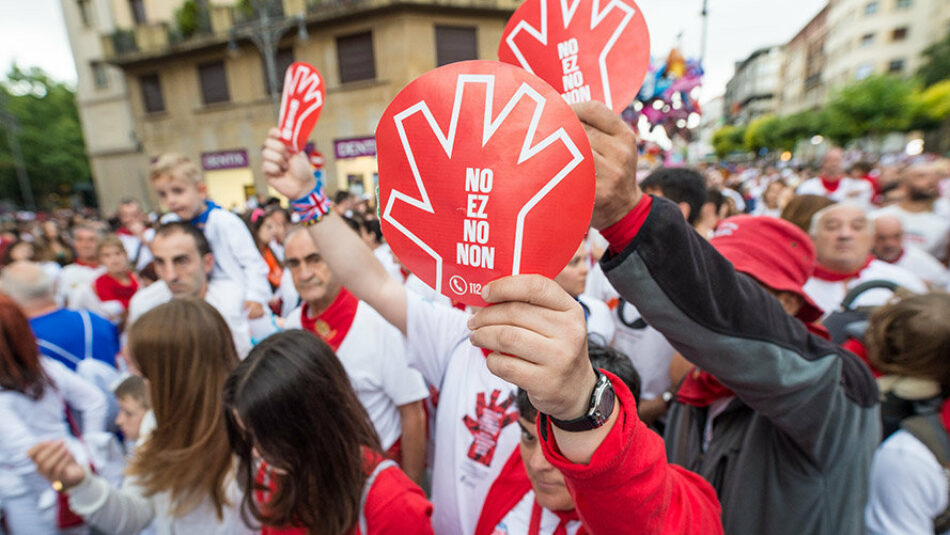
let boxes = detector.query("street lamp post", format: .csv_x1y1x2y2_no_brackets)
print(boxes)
700,0,709,66
0,91,37,210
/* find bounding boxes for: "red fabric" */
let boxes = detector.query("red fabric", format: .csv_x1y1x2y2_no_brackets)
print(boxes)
812,255,874,282
73,259,99,268
384,437,402,465
820,176,842,193
94,273,139,310
601,195,654,255
300,288,359,351
116,227,134,237
539,372,723,534
841,338,882,377
260,449,433,535
941,399,950,436
263,248,283,289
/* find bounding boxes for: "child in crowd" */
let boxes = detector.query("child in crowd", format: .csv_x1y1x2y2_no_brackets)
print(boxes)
149,153,272,320
113,374,150,450
92,234,139,324
244,206,287,294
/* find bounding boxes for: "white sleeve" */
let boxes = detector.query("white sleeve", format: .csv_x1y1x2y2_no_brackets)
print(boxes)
221,212,273,304
68,470,156,533
45,359,107,434
0,396,39,486
377,324,429,406
405,292,471,388
865,431,948,535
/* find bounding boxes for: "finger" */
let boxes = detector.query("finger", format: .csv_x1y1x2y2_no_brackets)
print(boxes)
485,351,543,390
572,101,629,136
469,324,552,365
261,146,288,166
49,446,78,481
468,300,569,338
481,275,576,311
582,122,628,158
29,441,62,467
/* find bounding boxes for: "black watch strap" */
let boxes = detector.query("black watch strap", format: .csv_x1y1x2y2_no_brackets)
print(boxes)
548,371,616,432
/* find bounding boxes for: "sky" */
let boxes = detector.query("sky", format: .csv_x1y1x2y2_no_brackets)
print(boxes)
0,0,828,103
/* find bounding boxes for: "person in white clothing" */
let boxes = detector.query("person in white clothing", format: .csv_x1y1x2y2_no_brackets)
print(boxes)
262,129,521,535
872,215,949,289
554,242,615,344
150,153,272,320
57,224,106,307
864,294,950,535
803,203,926,315
29,299,255,535
796,148,874,209
0,293,108,534
281,227,428,484
872,162,950,260
127,222,253,358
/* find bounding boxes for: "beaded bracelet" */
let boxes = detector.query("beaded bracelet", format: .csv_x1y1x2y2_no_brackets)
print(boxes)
290,173,333,226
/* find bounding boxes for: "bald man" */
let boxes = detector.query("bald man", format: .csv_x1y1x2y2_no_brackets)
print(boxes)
873,215,949,288
797,148,874,209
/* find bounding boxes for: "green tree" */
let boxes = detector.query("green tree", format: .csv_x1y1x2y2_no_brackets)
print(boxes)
772,111,822,151
918,30,950,88
823,75,916,145
0,65,93,208
744,115,781,153
711,124,747,159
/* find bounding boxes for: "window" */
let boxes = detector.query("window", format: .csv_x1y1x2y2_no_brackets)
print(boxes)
889,59,905,73
92,63,109,89
77,0,91,26
198,61,230,105
140,73,164,113
337,32,376,83
865,1,879,14
855,63,874,80
861,33,875,46
892,27,908,41
129,0,146,24
896,0,912,8
435,26,478,67
263,48,295,94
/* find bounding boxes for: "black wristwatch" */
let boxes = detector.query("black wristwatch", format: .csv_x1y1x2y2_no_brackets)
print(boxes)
548,370,616,432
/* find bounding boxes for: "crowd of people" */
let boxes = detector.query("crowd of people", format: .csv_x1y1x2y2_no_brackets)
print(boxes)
1,100,950,534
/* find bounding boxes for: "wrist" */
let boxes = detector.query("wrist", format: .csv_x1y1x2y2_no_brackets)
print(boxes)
291,175,332,226
548,368,615,433
561,368,599,421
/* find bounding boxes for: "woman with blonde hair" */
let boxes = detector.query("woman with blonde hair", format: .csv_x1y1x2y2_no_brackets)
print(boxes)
29,298,254,534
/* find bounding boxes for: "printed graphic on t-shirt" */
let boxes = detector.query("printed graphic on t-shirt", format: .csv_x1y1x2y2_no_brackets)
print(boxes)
493,522,510,535
463,389,519,466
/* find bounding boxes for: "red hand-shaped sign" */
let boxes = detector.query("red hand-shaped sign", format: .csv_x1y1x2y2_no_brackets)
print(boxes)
376,60,595,307
498,0,651,113
277,62,325,151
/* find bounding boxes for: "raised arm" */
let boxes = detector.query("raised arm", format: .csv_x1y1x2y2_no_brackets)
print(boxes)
261,128,409,334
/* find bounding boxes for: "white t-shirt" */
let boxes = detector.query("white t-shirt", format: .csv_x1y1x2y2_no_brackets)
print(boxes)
804,259,927,316
797,176,875,208
127,278,252,358
891,246,950,289
873,205,950,259
577,294,615,345
374,243,403,282
118,229,155,272
866,429,950,535
406,292,520,535
57,263,106,307
495,491,583,535
285,301,428,450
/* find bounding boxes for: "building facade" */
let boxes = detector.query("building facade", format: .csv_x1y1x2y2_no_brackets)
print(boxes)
777,5,828,116
61,0,517,213
723,45,783,125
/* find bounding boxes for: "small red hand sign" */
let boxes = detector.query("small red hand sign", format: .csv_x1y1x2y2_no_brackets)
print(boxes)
498,0,650,113
376,60,595,307
277,62,325,151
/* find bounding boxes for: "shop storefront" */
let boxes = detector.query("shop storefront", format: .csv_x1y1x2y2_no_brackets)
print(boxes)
201,150,255,211
333,136,379,198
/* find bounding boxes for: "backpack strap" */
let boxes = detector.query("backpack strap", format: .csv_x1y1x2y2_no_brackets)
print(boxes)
78,309,93,361
900,414,950,533
358,459,398,534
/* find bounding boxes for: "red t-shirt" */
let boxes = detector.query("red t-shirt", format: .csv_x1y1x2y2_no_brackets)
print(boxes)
93,272,139,310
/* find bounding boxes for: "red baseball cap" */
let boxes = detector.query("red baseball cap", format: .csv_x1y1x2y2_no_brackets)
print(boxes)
711,215,823,323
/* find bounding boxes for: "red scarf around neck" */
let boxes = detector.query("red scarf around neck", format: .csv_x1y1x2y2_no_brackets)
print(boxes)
300,288,359,351
812,255,874,282
820,175,842,193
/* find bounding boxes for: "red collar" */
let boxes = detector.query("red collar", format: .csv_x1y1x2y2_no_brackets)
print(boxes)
300,288,359,351
116,227,134,236
73,259,99,268
820,175,842,193
813,255,874,282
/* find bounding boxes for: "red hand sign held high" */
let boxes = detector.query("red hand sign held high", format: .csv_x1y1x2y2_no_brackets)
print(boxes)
277,62,326,151
498,0,650,113
376,60,595,307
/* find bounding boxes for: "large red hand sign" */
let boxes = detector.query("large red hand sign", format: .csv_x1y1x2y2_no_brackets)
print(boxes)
376,60,595,307
277,62,325,151
498,0,650,113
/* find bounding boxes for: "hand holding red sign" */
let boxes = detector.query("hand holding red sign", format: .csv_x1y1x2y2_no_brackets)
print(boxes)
277,62,326,151
498,0,650,113
376,60,596,307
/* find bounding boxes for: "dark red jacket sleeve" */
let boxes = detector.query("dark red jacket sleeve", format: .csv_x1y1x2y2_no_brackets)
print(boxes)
361,465,434,534
538,372,723,535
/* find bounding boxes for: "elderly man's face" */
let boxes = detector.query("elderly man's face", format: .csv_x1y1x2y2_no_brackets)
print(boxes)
150,231,211,298
821,149,844,179
813,205,872,273
873,218,904,263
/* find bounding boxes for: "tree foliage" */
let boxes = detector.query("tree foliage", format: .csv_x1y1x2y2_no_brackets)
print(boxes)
0,65,93,208
711,124,747,159
918,30,950,88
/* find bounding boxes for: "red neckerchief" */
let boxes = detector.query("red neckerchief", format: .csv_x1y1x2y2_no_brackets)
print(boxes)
529,501,581,535
820,175,842,193
678,323,832,407
73,259,99,268
941,399,950,439
116,227,134,237
812,255,874,282
94,273,139,310
300,288,358,351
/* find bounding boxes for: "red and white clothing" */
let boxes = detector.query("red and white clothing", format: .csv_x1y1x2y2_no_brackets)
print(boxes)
406,292,520,535
94,273,139,311
883,246,950,289
476,449,582,535
285,289,428,452
58,261,106,308
797,176,874,208
804,257,927,315
873,205,950,259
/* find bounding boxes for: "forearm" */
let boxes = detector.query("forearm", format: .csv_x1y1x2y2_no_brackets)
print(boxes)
549,404,617,465
68,471,155,533
397,401,427,486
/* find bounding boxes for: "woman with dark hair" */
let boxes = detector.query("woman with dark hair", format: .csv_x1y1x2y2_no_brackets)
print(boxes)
224,329,433,534
0,293,107,532
29,298,255,534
